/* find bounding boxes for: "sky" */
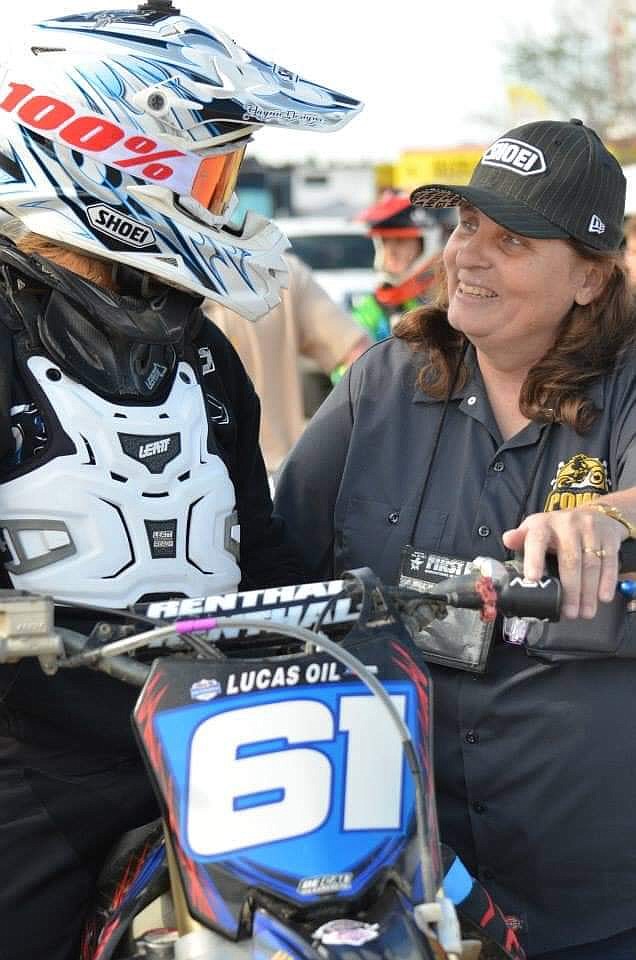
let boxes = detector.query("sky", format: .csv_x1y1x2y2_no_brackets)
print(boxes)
0,0,568,164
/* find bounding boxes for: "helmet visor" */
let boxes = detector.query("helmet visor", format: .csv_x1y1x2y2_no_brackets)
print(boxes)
191,146,246,216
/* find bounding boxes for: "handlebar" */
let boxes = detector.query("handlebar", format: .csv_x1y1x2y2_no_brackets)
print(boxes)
1,554,635,682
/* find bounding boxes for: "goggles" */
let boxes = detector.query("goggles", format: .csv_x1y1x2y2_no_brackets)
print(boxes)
191,145,247,216
0,78,247,217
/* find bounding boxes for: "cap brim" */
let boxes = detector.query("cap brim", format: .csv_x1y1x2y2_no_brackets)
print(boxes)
410,184,570,240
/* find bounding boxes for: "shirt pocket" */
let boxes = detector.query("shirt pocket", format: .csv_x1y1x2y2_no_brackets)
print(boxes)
336,496,448,583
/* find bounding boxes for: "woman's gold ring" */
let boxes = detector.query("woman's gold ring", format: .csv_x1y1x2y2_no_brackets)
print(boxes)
583,547,606,559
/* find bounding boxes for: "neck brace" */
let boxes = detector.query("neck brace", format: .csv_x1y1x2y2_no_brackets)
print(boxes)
0,239,204,400
375,262,438,308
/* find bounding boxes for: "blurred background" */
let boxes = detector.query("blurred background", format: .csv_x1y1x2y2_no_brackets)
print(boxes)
204,0,636,314
9,0,636,221
5,0,636,467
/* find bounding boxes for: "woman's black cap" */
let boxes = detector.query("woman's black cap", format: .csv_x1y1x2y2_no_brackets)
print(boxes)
411,119,626,251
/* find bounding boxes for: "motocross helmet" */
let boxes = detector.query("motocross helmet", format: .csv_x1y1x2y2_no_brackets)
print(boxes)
0,2,361,319
357,191,444,286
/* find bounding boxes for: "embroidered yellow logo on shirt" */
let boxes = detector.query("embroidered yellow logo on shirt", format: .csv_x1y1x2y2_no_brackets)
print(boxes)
544,454,610,511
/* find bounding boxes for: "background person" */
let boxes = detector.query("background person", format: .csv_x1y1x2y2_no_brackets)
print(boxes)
275,119,636,959
349,191,448,343
205,253,371,475
0,6,361,959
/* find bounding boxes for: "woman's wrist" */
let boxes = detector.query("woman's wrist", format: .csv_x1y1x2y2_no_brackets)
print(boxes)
588,501,636,540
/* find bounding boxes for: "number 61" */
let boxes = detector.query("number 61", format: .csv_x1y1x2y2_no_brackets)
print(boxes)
187,694,408,857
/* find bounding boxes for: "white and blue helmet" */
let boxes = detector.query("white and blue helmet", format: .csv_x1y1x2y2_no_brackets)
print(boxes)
0,2,361,318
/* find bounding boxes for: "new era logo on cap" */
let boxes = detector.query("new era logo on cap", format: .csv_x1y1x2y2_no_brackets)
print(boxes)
588,214,606,235
481,138,547,176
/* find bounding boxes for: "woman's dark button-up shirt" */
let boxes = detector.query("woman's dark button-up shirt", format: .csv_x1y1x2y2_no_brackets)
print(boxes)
275,336,636,955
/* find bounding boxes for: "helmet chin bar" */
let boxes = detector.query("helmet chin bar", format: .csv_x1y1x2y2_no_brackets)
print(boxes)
17,210,291,322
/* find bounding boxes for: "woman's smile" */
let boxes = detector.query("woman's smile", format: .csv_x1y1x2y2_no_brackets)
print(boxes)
455,280,498,299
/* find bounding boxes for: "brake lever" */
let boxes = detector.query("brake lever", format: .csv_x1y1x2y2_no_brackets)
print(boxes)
0,591,61,673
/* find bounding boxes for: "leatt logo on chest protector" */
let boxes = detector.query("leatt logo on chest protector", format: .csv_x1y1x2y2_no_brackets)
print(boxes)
139,438,171,458
481,138,547,176
119,432,181,474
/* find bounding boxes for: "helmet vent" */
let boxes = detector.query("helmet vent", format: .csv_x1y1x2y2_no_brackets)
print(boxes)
31,47,66,55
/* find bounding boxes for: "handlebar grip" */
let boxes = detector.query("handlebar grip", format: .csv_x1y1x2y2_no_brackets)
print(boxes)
498,576,561,621
507,541,636,621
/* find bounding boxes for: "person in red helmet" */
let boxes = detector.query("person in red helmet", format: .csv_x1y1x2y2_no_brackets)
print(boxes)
352,191,448,341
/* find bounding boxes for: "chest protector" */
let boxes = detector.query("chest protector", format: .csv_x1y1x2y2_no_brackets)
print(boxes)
0,355,240,607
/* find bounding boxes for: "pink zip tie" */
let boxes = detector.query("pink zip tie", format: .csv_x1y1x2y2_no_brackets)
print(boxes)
175,617,219,634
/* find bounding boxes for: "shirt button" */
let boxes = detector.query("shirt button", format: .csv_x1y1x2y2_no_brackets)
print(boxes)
478,525,491,538
387,511,400,525
493,460,505,472
467,395,477,406
464,730,479,744
472,801,487,814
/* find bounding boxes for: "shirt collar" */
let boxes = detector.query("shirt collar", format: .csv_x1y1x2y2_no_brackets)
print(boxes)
412,344,480,404
412,342,606,412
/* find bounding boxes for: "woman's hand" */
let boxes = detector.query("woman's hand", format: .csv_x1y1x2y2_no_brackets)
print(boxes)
502,508,625,619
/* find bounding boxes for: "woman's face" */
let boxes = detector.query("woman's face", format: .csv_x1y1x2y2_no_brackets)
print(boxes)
443,205,598,361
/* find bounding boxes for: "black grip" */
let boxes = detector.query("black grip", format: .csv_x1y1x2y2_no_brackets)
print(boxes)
498,576,561,621
427,572,562,620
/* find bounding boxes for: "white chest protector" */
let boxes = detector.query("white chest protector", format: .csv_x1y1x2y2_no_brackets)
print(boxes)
0,356,241,607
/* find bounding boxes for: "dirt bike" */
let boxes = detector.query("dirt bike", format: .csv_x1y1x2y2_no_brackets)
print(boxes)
0,558,579,960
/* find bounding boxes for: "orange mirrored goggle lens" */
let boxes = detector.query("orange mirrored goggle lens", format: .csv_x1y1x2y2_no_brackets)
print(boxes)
191,146,246,216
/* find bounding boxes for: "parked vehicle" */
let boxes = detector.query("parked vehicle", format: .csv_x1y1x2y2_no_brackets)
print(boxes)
274,217,376,416
275,217,376,313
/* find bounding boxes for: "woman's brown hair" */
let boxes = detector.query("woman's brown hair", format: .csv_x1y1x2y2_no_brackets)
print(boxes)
394,243,635,433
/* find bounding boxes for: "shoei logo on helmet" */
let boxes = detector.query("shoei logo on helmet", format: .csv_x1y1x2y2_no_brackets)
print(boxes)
0,80,241,214
87,205,156,248
481,137,547,176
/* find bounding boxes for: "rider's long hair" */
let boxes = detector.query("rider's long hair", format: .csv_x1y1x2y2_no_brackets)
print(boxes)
394,242,634,433
0,219,118,291
15,232,118,291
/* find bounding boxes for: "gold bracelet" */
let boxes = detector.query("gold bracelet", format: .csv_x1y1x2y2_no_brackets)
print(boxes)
590,502,636,539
